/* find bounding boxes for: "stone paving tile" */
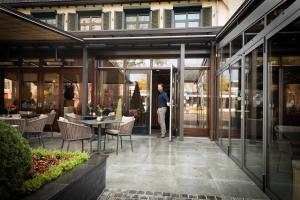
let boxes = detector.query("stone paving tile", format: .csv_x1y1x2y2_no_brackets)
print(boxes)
98,189,267,200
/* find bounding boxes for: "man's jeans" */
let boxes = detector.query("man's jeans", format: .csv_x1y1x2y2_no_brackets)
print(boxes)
157,107,167,136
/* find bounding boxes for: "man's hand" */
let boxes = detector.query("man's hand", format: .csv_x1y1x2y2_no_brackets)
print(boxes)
167,102,170,107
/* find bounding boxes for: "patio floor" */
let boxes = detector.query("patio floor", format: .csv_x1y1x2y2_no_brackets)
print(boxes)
30,132,269,200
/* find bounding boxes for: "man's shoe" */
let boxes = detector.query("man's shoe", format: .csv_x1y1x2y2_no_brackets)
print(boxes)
161,135,166,138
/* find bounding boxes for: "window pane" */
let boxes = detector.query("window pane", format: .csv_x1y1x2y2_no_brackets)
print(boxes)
126,23,136,30
92,25,101,30
64,74,81,114
4,72,18,111
267,17,300,200
175,13,186,20
184,70,208,128
91,16,101,23
188,21,199,27
21,73,38,111
230,61,242,162
138,15,149,22
126,15,137,22
80,17,90,24
153,59,178,68
218,69,230,148
188,13,200,20
124,59,150,68
245,44,264,180
245,19,264,44
43,73,60,111
138,23,149,29
175,22,186,28
101,59,123,68
185,58,209,68
231,34,243,56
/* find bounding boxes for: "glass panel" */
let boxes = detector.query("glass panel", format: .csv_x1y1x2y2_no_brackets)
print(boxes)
175,13,186,20
97,69,124,112
63,74,81,114
218,69,230,148
126,71,150,134
188,13,200,20
244,44,264,180
267,0,295,24
91,16,101,23
184,70,208,128
80,17,90,24
21,73,38,111
124,59,150,68
138,15,149,22
245,19,264,44
175,22,186,28
138,23,149,29
231,34,243,56
188,21,199,27
153,59,178,68
126,15,137,22
185,58,209,68
230,61,242,162
267,17,300,200
221,44,230,66
43,73,60,111
101,59,123,68
4,72,18,111
126,23,136,30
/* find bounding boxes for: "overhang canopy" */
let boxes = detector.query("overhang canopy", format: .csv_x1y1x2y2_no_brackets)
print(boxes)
0,4,83,44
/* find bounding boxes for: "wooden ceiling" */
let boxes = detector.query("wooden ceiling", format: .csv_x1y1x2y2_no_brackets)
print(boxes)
0,6,82,43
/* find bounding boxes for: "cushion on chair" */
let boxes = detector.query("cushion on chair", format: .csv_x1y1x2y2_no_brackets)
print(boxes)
58,117,69,122
106,129,120,135
121,116,135,124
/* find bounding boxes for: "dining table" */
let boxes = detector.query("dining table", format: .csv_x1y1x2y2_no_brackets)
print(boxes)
80,119,121,154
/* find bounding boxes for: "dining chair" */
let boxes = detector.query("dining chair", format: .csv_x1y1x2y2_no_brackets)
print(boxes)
57,118,93,152
105,116,135,155
24,114,48,148
3,118,26,134
45,110,56,137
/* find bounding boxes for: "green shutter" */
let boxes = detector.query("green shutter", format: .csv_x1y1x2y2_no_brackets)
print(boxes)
151,10,159,28
57,13,65,30
114,11,123,30
68,13,77,31
164,9,172,28
102,12,110,30
202,7,212,27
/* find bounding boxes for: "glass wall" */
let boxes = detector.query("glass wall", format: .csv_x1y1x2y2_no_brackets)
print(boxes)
43,73,60,112
267,17,300,200
63,73,82,114
244,44,264,180
184,70,208,129
230,61,242,162
21,73,38,111
4,72,18,111
217,69,230,149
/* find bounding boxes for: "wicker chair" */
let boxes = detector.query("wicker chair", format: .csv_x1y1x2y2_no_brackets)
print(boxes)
105,116,135,155
24,114,48,147
45,110,56,137
65,113,82,124
3,118,26,134
57,119,93,152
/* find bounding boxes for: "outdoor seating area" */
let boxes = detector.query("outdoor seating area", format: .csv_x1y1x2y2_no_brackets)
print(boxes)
0,110,136,155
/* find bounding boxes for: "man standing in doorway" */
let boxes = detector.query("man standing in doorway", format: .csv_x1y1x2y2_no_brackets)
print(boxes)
157,83,170,138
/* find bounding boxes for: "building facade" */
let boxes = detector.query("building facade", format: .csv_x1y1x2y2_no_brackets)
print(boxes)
1,0,300,199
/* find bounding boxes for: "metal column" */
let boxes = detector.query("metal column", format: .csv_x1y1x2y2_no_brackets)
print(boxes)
179,44,185,141
82,45,88,115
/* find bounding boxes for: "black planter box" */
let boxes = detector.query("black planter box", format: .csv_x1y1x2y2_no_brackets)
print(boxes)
24,154,107,200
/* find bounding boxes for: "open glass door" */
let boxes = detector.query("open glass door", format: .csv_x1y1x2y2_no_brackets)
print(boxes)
125,70,151,134
169,66,179,141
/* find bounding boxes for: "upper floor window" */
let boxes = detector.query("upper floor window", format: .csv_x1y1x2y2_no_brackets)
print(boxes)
174,12,200,28
32,12,57,27
78,11,102,31
125,13,150,30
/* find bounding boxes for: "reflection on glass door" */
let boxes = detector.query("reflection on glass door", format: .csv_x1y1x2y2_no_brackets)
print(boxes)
184,70,209,136
21,73,38,112
230,61,242,162
63,73,82,114
170,67,179,139
4,72,18,112
217,69,230,149
125,70,150,134
42,73,60,112
244,44,264,181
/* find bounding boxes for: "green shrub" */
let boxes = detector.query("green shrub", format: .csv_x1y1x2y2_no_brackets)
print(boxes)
0,120,32,200
22,149,89,194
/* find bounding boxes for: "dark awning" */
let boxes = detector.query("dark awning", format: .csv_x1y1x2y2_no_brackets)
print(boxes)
0,4,83,44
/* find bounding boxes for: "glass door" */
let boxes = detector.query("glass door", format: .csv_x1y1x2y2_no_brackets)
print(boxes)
21,72,39,113
169,66,179,140
125,70,150,134
42,73,60,113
